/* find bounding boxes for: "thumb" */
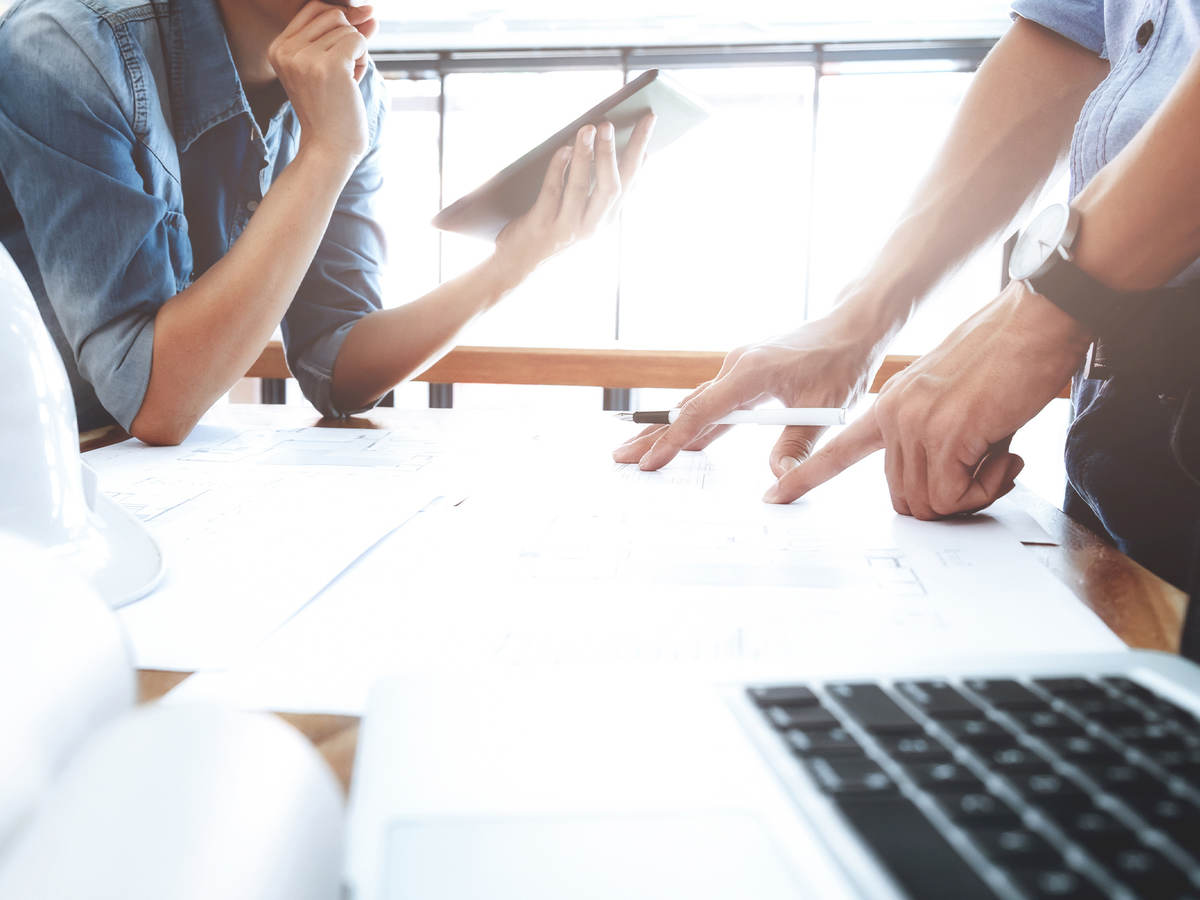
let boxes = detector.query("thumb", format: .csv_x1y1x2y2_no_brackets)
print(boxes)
769,425,822,477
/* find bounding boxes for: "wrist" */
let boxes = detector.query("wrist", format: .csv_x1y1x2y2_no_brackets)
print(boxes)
1009,280,1094,356
292,143,360,186
822,280,910,362
485,247,536,297
474,253,528,310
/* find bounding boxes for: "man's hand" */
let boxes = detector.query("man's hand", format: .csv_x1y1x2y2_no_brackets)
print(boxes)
268,2,378,168
493,114,656,284
763,283,1092,516
613,310,883,476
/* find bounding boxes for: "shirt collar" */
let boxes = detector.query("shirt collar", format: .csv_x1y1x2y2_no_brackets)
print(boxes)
169,0,252,153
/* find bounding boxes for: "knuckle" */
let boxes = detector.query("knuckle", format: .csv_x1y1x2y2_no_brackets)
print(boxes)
928,491,957,517
895,403,928,434
780,436,817,459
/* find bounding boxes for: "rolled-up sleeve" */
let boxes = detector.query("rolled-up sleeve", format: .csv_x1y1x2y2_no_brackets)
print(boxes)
282,71,389,419
0,11,184,430
1011,0,1107,57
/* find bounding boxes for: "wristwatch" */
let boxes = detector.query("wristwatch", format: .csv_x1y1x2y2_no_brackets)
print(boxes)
1008,203,1129,339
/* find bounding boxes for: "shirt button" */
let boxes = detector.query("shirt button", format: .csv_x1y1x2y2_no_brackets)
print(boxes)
1136,20,1154,48
246,200,260,212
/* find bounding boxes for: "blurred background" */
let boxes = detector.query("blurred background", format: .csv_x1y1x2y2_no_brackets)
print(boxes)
0,1,1072,502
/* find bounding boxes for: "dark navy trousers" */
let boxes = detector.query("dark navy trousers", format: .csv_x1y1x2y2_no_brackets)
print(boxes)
1065,374,1200,660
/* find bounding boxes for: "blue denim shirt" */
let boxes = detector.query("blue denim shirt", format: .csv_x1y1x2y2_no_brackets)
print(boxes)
0,0,388,431
1011,0,1200,285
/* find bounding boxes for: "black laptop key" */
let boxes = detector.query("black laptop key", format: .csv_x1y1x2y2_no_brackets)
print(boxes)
1009,866,1106,899
966,679,1048,710
806,755,895,796
766,704,839,731
906,761,984,793
1062,694,1146,725
1043,735,1124,766
940,718,1014,749
1099,676,1142,695
1108,846,1197,897
876,734,954,764
1143,796,1200,848
969,826,1059,866
785,727,863,757
1082,763,1174,807
827,682,922,734
1007,709,1087,738
1110,721,1187,751
748,685,818,708
1060,808,1139,856
1009,772,1093,814
983,745,1055,777
833,794,1000,898
894,680,980,719
935,789,1023,828
1155,752,1200,789
1035,678,1106,698
1104,678,1200,724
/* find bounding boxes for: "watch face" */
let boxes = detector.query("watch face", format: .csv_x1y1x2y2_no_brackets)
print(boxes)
1009,204,1079,282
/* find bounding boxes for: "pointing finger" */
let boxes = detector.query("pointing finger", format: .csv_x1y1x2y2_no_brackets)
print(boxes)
638,376,749,471
762,411,883,504
769,425,823,477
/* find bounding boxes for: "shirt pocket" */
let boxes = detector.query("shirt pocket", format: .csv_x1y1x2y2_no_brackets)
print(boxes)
162,210,194,291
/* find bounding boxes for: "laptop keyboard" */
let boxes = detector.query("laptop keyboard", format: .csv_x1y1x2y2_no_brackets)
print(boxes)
747,675,1200,899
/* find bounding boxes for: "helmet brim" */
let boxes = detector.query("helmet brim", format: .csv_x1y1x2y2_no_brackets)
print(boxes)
67,491,165,610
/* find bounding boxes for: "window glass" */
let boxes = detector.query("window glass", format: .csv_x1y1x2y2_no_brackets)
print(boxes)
619,66,815,349
808,71,1000,354
377,78,443,309
440,70,625,347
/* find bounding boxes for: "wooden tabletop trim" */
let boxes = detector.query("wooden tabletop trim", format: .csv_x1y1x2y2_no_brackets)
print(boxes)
245,342,1071,397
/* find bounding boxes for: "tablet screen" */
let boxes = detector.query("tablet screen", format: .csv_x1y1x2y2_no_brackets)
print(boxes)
432,69,709,241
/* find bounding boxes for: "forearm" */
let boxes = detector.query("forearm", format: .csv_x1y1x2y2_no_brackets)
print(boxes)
328,254,524,411
130,148,354,444
1071,49,1200,290
834,18,1107,349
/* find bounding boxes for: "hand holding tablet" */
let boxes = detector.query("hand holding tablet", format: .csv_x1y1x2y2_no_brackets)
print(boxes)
489,114,656,282
433,69,709,242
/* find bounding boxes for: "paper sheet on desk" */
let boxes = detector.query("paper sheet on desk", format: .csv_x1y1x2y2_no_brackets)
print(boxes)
169,451,1118,715
85,421,448,671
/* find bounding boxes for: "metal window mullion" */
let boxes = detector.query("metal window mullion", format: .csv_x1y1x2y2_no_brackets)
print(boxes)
802,46,823,322
614,51,630,344
372,39,995,78
436,60,447,287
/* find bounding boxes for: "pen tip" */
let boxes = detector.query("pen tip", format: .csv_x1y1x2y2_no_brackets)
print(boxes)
613,412,634,421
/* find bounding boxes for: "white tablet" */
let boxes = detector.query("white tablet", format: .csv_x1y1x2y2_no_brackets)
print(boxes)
432,69,709,241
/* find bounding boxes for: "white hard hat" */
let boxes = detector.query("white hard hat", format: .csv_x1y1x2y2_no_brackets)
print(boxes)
0,244,163,607
0,532,134,850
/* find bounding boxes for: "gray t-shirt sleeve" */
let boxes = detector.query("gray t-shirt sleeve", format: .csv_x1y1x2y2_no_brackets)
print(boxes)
1011,0,1107,58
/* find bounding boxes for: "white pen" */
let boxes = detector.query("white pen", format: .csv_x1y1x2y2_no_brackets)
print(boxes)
615,408,847,427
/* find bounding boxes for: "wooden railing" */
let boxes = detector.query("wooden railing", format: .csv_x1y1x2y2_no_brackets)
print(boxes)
246,342,1071,399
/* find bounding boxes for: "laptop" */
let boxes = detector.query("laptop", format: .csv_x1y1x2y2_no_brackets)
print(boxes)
346,651,1200,899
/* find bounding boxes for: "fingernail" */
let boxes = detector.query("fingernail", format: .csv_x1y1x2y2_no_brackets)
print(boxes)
777,456,799,474
600,121,614,141
582,126,596,148
762,483,784,503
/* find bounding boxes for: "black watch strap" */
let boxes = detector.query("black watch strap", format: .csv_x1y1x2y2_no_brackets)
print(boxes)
1027,259,1135,339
